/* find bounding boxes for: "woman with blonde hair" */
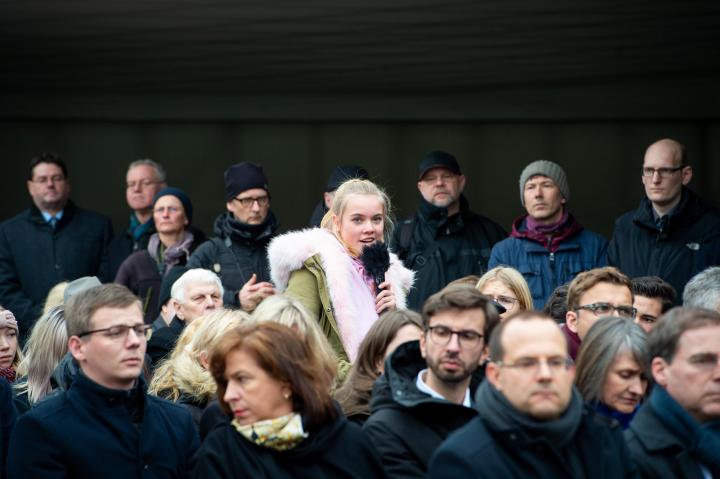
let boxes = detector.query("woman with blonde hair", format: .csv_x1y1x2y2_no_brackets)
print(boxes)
476,266,533,320
0,306,22,384
251,295,338,381
268,179,414,370
149,309,246,428
13,306,67,412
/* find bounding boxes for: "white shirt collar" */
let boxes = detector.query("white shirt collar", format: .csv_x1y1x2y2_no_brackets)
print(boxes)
415,368,471,408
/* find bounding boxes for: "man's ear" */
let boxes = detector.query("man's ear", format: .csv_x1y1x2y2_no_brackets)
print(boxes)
68,336,85,363
419,331,428,359
479,345,489,365
681,166,693,186
173,299,184,320
566,310,578,333
651,357,669,387
457,174,467,193
486,361,501,390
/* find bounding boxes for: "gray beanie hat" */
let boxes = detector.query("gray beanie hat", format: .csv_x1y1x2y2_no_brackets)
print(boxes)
519,160,570,205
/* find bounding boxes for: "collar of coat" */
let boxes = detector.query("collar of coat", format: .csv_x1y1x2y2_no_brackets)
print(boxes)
268,228,414,310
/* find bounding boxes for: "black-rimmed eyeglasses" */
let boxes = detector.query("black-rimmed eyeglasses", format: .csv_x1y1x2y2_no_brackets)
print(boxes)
426,325,483,349
77,324,152,341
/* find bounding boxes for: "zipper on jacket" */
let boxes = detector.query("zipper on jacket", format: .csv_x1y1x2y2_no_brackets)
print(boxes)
548,251,555,285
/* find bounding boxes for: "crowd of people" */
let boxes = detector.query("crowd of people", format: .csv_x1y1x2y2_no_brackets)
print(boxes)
0,136,718,478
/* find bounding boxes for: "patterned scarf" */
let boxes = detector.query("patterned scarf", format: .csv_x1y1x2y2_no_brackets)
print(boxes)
232,412,308,451
147,231,195,275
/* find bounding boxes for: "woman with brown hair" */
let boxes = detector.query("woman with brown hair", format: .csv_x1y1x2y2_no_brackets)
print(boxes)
334,310,422,423
195,322,387,478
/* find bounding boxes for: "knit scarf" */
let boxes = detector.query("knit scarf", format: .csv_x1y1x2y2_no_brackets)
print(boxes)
147,231,194,275
476,380,583,448
232,413,308,451
649,386,720,471
0,367,16,383
512,212,583,253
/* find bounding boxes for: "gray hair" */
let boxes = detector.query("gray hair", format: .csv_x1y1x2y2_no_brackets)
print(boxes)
574,317,648,404
14,306,68,405
128,159,167,183
171,268,224,303
683,267,720,312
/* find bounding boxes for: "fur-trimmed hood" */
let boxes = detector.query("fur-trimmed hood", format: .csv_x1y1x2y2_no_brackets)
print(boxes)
268,228,413,304
268,228,414,361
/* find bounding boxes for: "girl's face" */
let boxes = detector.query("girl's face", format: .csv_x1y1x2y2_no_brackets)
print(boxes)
0,327,18,369
333,194,384,255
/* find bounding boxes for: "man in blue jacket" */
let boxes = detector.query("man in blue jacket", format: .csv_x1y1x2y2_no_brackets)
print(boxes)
7,283,199,478
0,153,113,338
489,160,607,310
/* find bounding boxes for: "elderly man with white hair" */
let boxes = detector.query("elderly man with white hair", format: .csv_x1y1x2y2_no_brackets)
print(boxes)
146,268,223,366
683,266,720,312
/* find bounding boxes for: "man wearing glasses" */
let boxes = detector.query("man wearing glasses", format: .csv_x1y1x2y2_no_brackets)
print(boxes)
364,284,499,478
8,283,199,477
563,266,635,360
108,159,167,277
188,162,278,312
609,138,720,302
391,151,506,311
626,307,720,478
428,312,634,478
0,153,113,338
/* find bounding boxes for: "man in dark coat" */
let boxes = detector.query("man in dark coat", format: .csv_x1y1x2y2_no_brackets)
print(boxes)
0,153,113,337
608,138,720,302
625,307,720,478
364,284,499,478
7,283,199,478
391,151,506,310
489,160,607,310
187,162,278,312
428,312,635,478
108,159,167,278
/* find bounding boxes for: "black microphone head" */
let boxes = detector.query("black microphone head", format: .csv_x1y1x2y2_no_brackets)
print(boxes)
360,241,390,288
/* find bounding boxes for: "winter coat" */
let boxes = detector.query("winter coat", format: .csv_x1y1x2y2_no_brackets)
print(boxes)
194,409,387,479
427,403,635,478
187,212,278,307
115,233,206,324
608,188,720,301
7,371,199,479
268,228,414,374
625,401,707,479
1,378,16,479
108,218,156,280
391,196,506,311
489,214,608,310
363,341,481,479
0,201,113,336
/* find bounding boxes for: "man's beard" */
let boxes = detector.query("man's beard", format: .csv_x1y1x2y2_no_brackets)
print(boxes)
426,353,473,384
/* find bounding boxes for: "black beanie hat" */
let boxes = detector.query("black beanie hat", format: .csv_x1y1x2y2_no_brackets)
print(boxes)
153,187,193,223
224,162,269,201
325,165,370,192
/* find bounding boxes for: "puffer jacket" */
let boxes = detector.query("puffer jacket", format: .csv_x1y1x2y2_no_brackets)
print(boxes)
187,211,279,306
489,214,607,310
608,188,720,301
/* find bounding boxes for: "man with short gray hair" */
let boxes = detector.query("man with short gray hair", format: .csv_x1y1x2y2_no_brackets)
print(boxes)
683,266,720,312
109,159,167,276
625,307,720,478
146,268,223,365
8,283,199,478
489,160,607,310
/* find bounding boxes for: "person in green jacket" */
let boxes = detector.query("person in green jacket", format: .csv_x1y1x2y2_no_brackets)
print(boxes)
268,179,414,378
